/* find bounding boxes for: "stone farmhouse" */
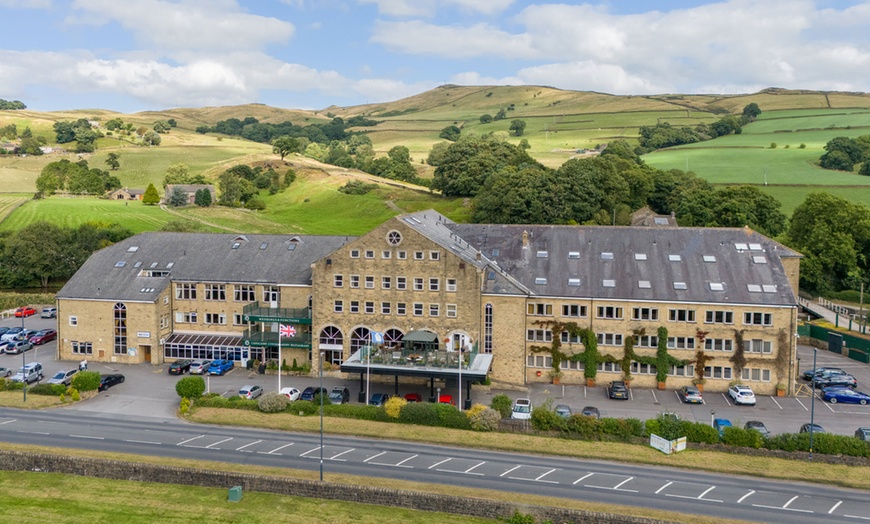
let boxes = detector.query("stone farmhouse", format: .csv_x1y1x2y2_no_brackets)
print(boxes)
55,210,801,397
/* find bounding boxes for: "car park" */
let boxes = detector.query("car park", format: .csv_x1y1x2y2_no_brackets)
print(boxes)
403,392,423,403
40,307,57,318
511,398,532,420
581,406,601,419
207,359,234,375
4,340,32,355
745,420,770,438
168,359,192,375
328,386,350,404
188,360,211,375
98,373,125,391
11,362,43,384
29,329,57,345
800,423,825,434
823,387,870,405
555,404,572,418
369,392,390,406
855,428,870,441
14,306,36,317
803,367,846,381
814,372,857,389
713,418,733,438
681,385,703,404
728,385,757,406
47,369,78,386
239,385,263,400
279,387,300,400
301,386,327,401
608,380,629,400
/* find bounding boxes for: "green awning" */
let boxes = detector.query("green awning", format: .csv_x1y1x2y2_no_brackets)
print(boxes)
403,330,438,343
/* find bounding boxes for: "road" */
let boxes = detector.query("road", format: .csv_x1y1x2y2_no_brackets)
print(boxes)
1,407,868,524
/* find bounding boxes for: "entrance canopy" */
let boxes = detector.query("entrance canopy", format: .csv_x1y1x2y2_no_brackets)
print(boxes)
340,346,492,381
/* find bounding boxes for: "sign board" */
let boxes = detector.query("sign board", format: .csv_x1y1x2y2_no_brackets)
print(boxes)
137,331,150,338
127,347,137,357
650,434,687,455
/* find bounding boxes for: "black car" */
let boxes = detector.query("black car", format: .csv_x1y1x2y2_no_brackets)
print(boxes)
814,372,857,389
328,386,350,404
300,386,327,401
799,423,825,434
745,420,770,438
98,374,125,391
168,359,193,375
802,367,845,381
855,427,870,441
580,406,601,419
608,380,629,400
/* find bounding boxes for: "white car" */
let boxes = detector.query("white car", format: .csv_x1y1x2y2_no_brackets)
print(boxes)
510,398,532,420
46,369,78,386
279,387,300,401
189,360,211,375
729,385,757,406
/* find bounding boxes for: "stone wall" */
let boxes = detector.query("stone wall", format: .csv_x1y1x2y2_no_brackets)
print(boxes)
0,450,676,524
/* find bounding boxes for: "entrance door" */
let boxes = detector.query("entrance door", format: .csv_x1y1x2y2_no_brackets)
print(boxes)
142,345,152,363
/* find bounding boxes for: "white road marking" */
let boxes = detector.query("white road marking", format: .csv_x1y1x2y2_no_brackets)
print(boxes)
535,468,557,481
465,461,486,474
771,397,783,409
573,473,594,485
673,391,681,402
650,390,658,404
177,435,205,446
795,398,809,411
363,451,387,463
261,443,293,455
299,446,321,457
500,465,523,477
821,399,836,413
721,393,732,406
665,494,723,503
613,477,634,490
698,486,717,499
329,448,354,460
752,503,812,513
0,419,16,425
205,437,232,449
69,434,104,440
393,454,418,467
737,490,756,503
124,439,161,445
235,440,262,452
428,458,451,469
843,514,870,521
655,481,673,494
828,501,843,514
16,431,49,435
783,495,800,509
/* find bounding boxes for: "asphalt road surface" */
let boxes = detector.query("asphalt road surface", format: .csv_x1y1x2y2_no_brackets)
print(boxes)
1,407,868,524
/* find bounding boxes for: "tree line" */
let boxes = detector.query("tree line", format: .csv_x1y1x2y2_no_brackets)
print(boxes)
0,99,26,110
818,135,870,175
36,159,121,196
196,115,377,145
636,103,761,153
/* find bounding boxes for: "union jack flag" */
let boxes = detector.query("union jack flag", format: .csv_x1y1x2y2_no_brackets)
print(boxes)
279,324,296,338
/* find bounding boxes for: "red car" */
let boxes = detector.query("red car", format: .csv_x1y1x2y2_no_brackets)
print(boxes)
14,307,36,318
438,394,455,406
29,329,57,345
404,392,423,403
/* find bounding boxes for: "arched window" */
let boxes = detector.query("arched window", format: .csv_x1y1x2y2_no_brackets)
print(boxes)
384,328,404,349
114,303,127,355
350,327,371,354
319,325,344,365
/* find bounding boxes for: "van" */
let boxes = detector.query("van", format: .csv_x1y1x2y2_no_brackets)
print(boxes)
12,362,43,384
40,307,57,319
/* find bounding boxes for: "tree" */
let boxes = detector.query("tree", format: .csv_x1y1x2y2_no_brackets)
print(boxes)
153,120,171,133
509,119,526,136
472,165,568,224
105,152,120,170
439,125,461,141
271,136,299,161
168,186,189,207
3,221,70,288
820,150,854,171
494,108,507,120
860,162,870,177
820,136,863,171
142,130,161,146
479,114,493,124
167,118,177,127
742,103,762,119
18,137,43,155
432,135,540,197
105,118,124,131
142,183,160,205
600,139,642,164
194,188,212,207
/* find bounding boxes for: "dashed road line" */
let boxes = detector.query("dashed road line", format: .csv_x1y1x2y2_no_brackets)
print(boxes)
205,437,232,449
535,468,557,481
260,443,293,455
363,451,387,463
0,419,16,425
394,454,418,467
299,446,321,457
124,439,161,445
69,434,104,440
235,439,262,452
721,394,732,406
844,514,870,521
771,397,783,410
500,465,523,477
16,430,49,435
573,472,594,485
829,501,843,514
795,398,809,412
428,458,451,470
464,461,486,474
329,448,354,461
177,435,205,446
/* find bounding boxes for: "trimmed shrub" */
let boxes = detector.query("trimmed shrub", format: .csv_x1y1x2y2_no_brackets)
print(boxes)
468,407,500,432
69,387,80,401
399,401,440,426
28,383,66,396
600,417,643,441
490,394,512,419
193,395,259,411
291,399,319,416
435,403,471,430
175,376,206,399
4,380,25,391
564,414,601,439
71,371,101,391
384,396,407,419
311,392,331,406
258,392,289,413
682,421,719,444
324,403,387,422
722,426,763,448
179,397,191,414
531,406,564,432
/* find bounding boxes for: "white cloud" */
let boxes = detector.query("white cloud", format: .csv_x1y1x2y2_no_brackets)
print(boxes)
359,0,513,17
371,20,534,58
68,0,295,53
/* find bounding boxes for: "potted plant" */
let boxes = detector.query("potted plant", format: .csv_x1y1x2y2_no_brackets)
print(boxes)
692,377,706,391
549,369,563,385
775,383,787,397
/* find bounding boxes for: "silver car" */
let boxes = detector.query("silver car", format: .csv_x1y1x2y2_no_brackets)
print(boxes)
189,360,212,375
47,369,78,386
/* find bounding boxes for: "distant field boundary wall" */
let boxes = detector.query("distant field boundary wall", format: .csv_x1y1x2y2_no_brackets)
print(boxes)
0,451,676,524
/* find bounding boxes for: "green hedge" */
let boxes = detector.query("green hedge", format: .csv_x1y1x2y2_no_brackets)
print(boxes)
193,394,259,411
71,371,101,392
28,383,66,396
765,432,870,457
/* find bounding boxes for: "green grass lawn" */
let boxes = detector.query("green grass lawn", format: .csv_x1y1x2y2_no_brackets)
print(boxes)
0,197,181,233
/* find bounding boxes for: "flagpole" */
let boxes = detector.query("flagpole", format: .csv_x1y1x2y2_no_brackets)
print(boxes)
366,343,371,406
278,329,282,393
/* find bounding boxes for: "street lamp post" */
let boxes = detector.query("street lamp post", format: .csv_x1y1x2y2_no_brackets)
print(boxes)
319,351,324,482
710,410,715,427
809,347,817,461
21,313,26,403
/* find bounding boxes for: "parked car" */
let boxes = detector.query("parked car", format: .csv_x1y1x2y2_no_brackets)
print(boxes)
279,387,300,400
369,392,390,406
608,380,629,400
328,386,350,404
239,385,263,400
437,394,455,405
208,359,234,375
403,392,423,403
822,387,870,405
29,329,57,345
800,423,825,434
555,404,572,418
0,366,11,377
511,398,532,420
168,359,193,375
40,306,57,318
301,386,327,402
713,418,733,438
47,369,78,386
814,372,857,389
728,385,757,406
11,362,43,384
188,360,212,375
681,385,703,404
4,340,32,355
744,420,771,438
580,406,600,419
803,367,846,381
855,427,870,441
14,306,36,317
98,373,125,391
1,327,24,342
0,327,9,337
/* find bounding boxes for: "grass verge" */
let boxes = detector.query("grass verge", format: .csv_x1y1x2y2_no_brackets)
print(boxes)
187,407,870,492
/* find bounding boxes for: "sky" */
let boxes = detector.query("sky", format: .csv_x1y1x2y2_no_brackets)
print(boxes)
0,0,868,113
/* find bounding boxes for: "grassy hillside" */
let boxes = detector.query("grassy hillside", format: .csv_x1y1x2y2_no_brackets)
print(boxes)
1,85,869,233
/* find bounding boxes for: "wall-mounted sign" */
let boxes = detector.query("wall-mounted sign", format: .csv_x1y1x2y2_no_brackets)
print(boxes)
137,331,151,338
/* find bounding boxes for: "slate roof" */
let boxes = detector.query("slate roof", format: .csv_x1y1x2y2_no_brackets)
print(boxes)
444,222,801,307
57,232,353,302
